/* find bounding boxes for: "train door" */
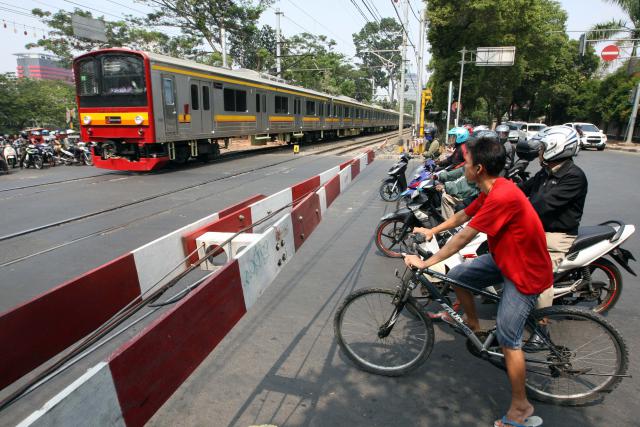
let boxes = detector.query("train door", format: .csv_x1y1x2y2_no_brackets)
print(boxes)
256,91,268,131
200,82,212,135
161,75,177,135
189,81,202,134
294,97,302,129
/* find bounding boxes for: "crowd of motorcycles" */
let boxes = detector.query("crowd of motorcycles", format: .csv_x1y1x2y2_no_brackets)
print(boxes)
0,135,93,175
375,127,636,315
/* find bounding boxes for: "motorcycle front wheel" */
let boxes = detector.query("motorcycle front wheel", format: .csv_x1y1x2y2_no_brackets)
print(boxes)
375,219,414,258
83,152,93,166
379,181,401,202
34,156,44,170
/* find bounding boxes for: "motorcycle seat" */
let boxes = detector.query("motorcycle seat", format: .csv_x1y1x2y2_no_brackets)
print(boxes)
568,226,616,252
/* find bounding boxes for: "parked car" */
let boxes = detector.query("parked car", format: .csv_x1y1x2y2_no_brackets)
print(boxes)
505,121,527,144
563,122,607,151
525,123,547,140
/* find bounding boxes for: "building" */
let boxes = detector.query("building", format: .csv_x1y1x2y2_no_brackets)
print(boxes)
15,53,73,83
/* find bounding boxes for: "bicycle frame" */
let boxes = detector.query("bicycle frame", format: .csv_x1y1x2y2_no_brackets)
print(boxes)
392,266,562,365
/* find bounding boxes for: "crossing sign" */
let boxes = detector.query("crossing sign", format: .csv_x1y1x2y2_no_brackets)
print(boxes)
601,45,620,62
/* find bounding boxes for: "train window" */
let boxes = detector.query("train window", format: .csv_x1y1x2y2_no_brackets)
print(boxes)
256,93,261,113
236,90,247,111
275,96,289,114
223,88,247,112
162,78,174,105
224,89,235,111
77,59,99,96
202,86,210,111
190,84,199,110
355,109,360,119
332,104,336,117
305,101,315,116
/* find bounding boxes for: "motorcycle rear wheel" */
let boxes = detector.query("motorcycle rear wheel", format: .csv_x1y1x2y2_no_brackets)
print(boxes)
559,258,622,314
34,156,44,170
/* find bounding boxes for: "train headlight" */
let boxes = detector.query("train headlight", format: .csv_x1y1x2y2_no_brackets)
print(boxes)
134,115,144,125
83,115,91,125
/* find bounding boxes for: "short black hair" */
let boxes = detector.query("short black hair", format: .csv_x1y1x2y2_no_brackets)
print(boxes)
467,133,506,176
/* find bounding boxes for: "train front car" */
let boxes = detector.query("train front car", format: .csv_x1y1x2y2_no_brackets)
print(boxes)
74,49,164,171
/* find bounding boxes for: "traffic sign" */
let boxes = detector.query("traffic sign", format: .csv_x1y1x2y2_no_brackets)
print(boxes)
601,45,620,62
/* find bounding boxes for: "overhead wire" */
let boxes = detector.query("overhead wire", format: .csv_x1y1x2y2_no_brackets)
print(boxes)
349,0,370,24
359,0,379,23
284,0,353,46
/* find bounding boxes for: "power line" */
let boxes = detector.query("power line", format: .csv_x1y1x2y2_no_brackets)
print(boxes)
364,0,383,21
407,0,419,22
284,0,353,46
359,0,379,23
349,0,370,24
390,0,417,54
62,0,125,20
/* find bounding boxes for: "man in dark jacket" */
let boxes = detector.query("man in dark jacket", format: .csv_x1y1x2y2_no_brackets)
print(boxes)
520,125,588,310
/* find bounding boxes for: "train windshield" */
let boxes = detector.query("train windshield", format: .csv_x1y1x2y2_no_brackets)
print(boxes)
76,54,147,107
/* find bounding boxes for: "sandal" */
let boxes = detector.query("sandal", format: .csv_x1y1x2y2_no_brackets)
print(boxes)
494,415,543,427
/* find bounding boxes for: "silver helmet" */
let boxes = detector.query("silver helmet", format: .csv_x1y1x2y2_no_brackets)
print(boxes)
534,125,579,163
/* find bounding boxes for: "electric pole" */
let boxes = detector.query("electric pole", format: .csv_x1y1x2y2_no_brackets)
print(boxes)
276,8,283,78
221,27,228,68
397,0,409,147
455,47,467,126
626,81,640,143
414,6,426,131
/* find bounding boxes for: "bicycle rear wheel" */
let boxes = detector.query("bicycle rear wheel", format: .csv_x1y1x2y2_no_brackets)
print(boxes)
522,307,628,406
334,288,434,376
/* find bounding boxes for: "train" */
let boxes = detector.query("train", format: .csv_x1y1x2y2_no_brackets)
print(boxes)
72,48,409,171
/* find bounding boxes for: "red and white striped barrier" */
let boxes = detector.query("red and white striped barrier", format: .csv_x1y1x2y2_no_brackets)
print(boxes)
12,150,375,427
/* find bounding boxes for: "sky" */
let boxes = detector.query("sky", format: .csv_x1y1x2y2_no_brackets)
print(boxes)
0,0,630,78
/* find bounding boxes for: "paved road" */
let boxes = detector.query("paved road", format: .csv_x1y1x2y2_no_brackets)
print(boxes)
145,149,640,427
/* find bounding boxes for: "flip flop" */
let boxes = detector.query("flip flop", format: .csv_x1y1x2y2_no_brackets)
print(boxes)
494,415,543,427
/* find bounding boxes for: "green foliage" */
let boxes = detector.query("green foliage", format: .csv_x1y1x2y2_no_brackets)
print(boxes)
0,74,76,132
352,17,403,100
426,0,600,125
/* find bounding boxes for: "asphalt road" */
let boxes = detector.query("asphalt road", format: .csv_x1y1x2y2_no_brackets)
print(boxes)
145,149,640,427
2,148,639,426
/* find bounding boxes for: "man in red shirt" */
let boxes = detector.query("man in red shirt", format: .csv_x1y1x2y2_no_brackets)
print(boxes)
404,133,552,427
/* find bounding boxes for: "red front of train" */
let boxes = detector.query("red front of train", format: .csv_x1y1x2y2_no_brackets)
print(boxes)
74,49,168,171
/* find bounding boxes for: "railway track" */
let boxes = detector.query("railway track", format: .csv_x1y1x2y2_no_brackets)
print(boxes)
0,130,404,247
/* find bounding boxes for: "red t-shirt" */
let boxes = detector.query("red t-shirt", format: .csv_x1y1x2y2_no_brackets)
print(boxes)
464,178,553,295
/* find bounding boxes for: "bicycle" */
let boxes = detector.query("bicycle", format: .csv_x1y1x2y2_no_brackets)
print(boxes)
334,245,629,406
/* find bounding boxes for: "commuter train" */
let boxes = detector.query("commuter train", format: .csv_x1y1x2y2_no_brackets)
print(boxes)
73,48,409,171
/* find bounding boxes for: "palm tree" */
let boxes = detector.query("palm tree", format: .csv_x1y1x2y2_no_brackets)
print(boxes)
591,1,640,71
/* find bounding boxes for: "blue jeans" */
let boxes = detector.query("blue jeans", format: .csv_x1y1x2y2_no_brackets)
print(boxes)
447,254,537,349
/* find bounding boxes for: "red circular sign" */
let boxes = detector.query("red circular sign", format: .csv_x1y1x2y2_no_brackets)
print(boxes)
601,45,620,62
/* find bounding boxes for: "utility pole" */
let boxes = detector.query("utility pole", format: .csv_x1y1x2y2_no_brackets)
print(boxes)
445,80,453,133
455,47,467,126
275,8,283,78
414,6,426,131
371,76,375,100
221,27,228,68
626,81,640,143
397,0,409,147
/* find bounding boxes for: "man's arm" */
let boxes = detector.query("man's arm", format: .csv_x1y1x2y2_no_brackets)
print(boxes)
405,226,480,269
533,173,586,215
414,208,471,240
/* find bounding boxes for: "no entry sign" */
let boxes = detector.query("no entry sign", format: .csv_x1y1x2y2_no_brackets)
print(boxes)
601,45,620,62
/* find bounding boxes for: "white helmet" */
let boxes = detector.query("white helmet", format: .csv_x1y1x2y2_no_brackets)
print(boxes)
536,125,579,163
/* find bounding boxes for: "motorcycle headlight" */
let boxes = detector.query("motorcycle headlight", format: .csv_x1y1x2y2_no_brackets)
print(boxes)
83,115,91,125
134,115,144,125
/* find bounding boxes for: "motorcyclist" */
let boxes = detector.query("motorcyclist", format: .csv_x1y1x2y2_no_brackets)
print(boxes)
496,124,515,171
519,125,587,318
437,127,469,169
423,127,440,159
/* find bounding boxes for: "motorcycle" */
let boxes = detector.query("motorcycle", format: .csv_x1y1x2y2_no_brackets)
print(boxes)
22,144,44,169
37,142,57,167
0,152,8,175
414,219,636,313
59,142,93,166
379,154,410,201
2,143,17,168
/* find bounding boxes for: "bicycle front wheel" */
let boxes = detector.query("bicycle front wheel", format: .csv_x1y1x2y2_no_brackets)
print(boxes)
523,307,628,406
334,288,434,376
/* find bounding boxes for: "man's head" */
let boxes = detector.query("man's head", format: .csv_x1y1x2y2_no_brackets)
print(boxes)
464,133,506,183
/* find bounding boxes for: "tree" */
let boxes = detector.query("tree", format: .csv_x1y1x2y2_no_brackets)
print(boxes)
0,74,76,132
353,18,403,102
28,8,198,66
426,0,600,125
136,0,273,64
229,24,276,71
